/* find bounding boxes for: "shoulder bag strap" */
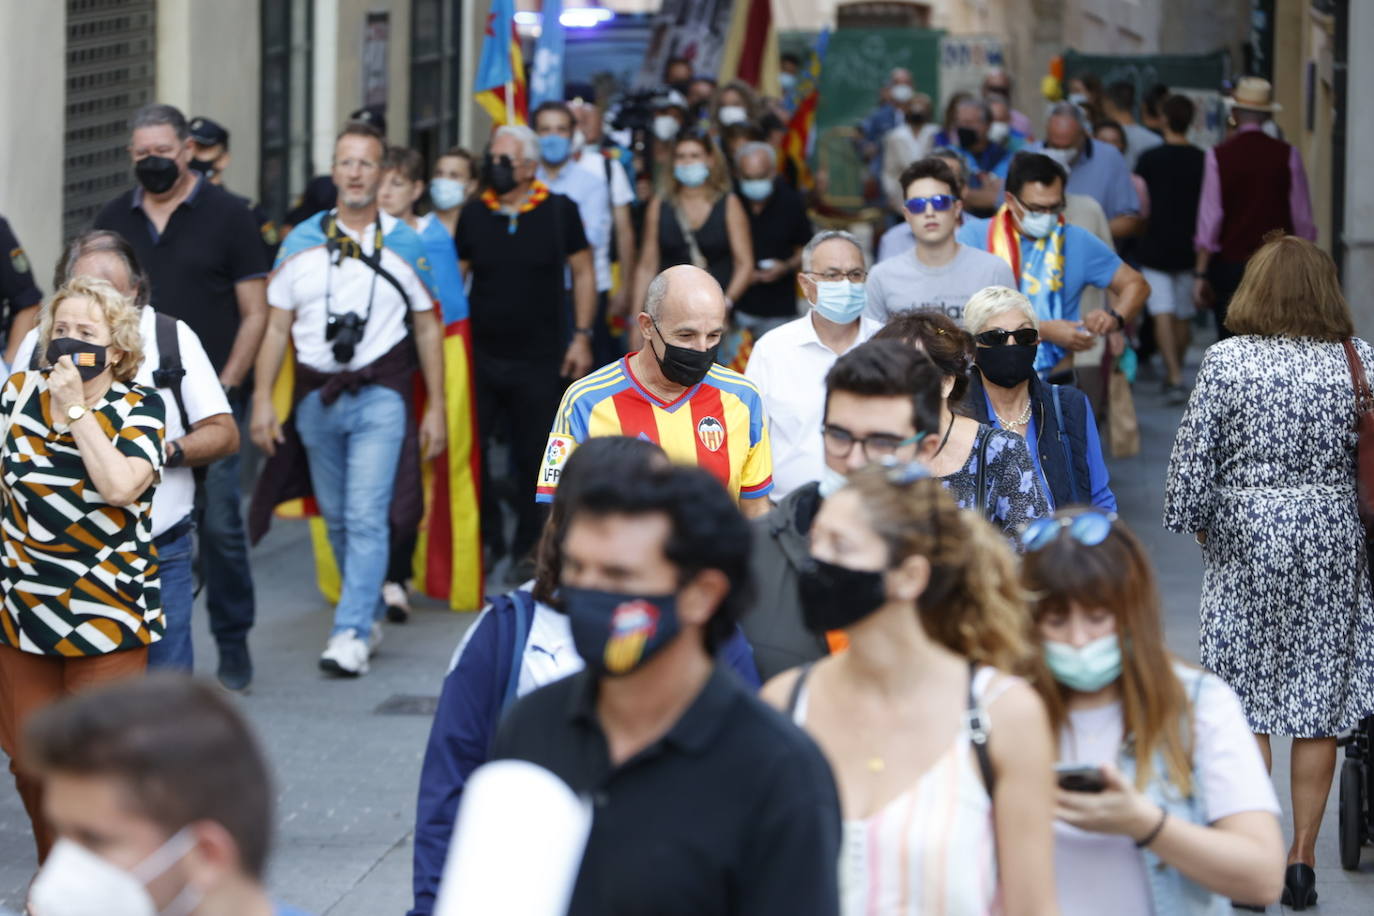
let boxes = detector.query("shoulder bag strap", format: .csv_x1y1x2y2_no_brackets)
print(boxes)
670,199,709,270
786,662,816,722
1051,385,1081,505
967,660,996,794
974,426,993,520
1343,339,1374,414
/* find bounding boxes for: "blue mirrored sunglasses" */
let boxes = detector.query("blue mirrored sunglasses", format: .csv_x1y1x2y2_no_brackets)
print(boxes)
1019,511,1117,552
904,194,956,215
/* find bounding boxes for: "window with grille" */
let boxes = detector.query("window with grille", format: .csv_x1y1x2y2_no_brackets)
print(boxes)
260,0,313,223
410,0,463,168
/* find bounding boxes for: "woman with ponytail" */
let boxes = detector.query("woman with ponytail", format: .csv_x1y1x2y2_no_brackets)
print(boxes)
1022,509,1283,914
761,465,1058,915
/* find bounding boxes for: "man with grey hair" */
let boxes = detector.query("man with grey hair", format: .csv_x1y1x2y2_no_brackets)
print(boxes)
745,230,879,499
733,141,812,338
1033,102,1141,239
459,123,595,576
538,264,773,519
95,102,269,691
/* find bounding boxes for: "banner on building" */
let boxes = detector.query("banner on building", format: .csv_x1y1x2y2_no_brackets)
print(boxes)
634,0,736,89
939,35,1005,108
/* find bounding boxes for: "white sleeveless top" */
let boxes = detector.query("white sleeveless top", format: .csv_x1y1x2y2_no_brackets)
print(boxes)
793,666,1014,916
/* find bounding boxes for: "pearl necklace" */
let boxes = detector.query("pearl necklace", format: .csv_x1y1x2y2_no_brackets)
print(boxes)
994,399,1032,430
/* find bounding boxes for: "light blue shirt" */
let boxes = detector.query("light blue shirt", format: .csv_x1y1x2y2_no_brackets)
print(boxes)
539,162,613,291
1028,137,1140,220
957,218,1122,325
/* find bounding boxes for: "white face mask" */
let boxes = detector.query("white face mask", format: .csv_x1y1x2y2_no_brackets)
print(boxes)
653,115,681,142
987,121,1011,145
718,105,749,126
29,829,202,916
889,84,915,104
1041,146,1076,174
817,465,848,498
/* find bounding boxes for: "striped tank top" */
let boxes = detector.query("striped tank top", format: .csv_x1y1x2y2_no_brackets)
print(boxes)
793,666,1013,916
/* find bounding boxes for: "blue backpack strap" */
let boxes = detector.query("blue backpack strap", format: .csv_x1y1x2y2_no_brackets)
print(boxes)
501,590,536,712
1051,385,1080,505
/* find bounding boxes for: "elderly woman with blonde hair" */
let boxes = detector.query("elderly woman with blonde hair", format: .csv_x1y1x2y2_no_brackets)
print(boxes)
1166,234,1374,908
0,275,165,859
960,285,1116,511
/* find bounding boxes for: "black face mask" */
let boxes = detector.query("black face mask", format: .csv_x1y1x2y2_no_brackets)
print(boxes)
134,155,180,194
188,157,217,178
46,338,110,381
798,557,888,633
975,343,1038,388
650,319,718,388
563,586,682,676
482,154,519,194
956,126,980,149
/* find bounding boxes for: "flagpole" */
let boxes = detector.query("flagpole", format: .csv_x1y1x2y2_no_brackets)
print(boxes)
506,80,514,125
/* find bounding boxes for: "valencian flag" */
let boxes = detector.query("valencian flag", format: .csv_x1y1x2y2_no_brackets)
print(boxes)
718,0,780,95
250,215,483,611
783,29,829,191
476,0,528,126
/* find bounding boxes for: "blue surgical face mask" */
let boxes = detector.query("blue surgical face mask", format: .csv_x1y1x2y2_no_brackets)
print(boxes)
539,134,571,165
739,178,773,201
1018,210,1057,239
1044,634,1123,692
817,465,848,498
429,177,467,211
674,161,710,187
813,280,867,324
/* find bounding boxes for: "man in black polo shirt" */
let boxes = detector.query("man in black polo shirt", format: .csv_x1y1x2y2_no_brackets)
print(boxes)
94,103,268,691
186,116,282,260
457,124,595,574
491,464,841,916
733,141,812,340
0,213,42,364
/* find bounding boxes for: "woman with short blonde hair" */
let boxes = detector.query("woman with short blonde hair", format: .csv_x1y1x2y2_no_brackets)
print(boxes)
0,275,165,859
1166,233,1374,907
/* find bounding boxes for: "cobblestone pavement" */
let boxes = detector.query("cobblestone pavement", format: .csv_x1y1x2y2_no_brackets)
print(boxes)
0,348,1371,914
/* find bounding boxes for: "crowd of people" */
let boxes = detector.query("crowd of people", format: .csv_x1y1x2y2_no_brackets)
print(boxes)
0,49,1364,916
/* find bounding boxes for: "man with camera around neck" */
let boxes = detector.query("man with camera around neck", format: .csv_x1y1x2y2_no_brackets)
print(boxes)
249,120,446,677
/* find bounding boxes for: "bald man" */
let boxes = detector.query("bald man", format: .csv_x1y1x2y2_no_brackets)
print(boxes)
538,265,774,518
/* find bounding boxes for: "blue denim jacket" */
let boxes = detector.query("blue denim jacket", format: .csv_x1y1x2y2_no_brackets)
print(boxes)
1117,666,1231,916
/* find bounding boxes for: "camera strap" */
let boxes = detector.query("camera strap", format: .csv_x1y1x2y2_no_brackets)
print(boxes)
322,213,414,326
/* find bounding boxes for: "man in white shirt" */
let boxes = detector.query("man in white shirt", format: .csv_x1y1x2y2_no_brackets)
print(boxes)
251,121,446,678
745,230,879,500
866,157,1015,325
570,101,637,339
15,230,236,676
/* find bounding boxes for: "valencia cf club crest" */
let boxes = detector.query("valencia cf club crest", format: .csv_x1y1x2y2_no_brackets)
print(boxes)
696,416,725,452
604,599,660,674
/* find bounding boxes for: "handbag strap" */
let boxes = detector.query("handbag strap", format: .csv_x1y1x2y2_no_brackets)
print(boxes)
1343,339,1374,415
974,425,993,520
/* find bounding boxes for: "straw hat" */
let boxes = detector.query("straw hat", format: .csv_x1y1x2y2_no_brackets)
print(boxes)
1229,76,1281,113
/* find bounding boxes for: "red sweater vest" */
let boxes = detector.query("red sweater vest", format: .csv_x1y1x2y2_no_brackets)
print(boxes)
1215,130,1293,263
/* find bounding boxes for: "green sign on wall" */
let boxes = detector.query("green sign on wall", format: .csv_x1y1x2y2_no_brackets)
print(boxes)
815,29,945,133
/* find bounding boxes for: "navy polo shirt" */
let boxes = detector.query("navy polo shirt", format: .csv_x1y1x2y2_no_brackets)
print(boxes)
94,175,269,371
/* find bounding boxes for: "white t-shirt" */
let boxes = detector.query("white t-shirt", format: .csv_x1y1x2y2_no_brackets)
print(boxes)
267,211,433,373
574,148,634,207
744,312,880,500
12,308,231,538
1053,674,1281,916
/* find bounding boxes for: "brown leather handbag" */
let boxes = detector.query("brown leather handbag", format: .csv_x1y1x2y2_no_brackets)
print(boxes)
1342,339,1374,533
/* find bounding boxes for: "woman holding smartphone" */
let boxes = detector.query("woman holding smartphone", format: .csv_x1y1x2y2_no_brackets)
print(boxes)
1022,509,1285,913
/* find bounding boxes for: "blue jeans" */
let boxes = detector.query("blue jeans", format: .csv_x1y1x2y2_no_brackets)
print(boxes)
199,395,256,649
147,528,195,672
295,385,405,638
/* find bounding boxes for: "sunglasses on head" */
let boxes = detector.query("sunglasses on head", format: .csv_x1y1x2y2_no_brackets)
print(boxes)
974,328,1039,347
1020,511,1116,552
904,194,956,215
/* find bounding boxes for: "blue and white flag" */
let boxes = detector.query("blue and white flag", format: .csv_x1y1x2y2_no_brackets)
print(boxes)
529,0,565,109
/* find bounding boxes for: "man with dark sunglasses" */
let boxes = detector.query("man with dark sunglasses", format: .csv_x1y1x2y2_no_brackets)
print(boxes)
865,158,1014,325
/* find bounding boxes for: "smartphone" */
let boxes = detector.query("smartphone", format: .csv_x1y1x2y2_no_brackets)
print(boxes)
756,258,779,271
1055,763,1107,793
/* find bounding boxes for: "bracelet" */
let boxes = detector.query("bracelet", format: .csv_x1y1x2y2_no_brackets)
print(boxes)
1107,307,1125,331
1135,806,1168,848
573,327,593,337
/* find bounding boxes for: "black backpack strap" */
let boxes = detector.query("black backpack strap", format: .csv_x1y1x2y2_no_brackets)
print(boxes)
967,660,996,794
974,426,993,520
150,312,191,434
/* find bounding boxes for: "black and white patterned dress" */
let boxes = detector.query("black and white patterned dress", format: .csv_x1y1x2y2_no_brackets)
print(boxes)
941,425,1049,543
1165,336,1374,737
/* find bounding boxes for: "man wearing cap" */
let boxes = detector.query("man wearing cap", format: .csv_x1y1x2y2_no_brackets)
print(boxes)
0,214,42,365
188,116,281,260
1193,76,1315,338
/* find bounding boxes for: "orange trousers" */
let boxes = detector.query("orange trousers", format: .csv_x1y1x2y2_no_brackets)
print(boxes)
0,644,147,861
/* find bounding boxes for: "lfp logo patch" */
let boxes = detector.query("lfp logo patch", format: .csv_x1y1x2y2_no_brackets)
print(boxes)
696,416,725,452
537,434,576,494
604,599,660,674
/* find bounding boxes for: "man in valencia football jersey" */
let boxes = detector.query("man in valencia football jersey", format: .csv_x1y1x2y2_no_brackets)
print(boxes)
538,265,773,517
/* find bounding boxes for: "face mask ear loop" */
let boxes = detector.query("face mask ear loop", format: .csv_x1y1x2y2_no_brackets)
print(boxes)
129,825,197,885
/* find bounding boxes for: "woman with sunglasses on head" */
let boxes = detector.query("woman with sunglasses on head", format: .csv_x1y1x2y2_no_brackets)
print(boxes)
1165,234,1374,908
874,310,1048,542
961,285,1116,512
1023,509,1285,914
761,466,1059,916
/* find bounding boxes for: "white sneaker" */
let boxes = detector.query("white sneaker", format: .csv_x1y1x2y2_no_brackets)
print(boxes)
319,630,370,677
367,621,384,655
382,581,410,623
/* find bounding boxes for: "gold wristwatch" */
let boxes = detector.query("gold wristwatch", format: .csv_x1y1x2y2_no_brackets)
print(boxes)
66,404,87,423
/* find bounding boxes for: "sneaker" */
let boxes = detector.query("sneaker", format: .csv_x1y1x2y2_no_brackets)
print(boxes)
319,630,370,677
216,642,253,692
1165,383,1189,406
367,621,384,655
382,581,410,623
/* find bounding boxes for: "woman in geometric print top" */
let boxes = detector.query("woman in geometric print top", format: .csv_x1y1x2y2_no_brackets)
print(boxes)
0,275,164,859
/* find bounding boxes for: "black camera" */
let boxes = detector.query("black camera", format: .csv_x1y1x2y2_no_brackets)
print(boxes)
325,312,367,364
